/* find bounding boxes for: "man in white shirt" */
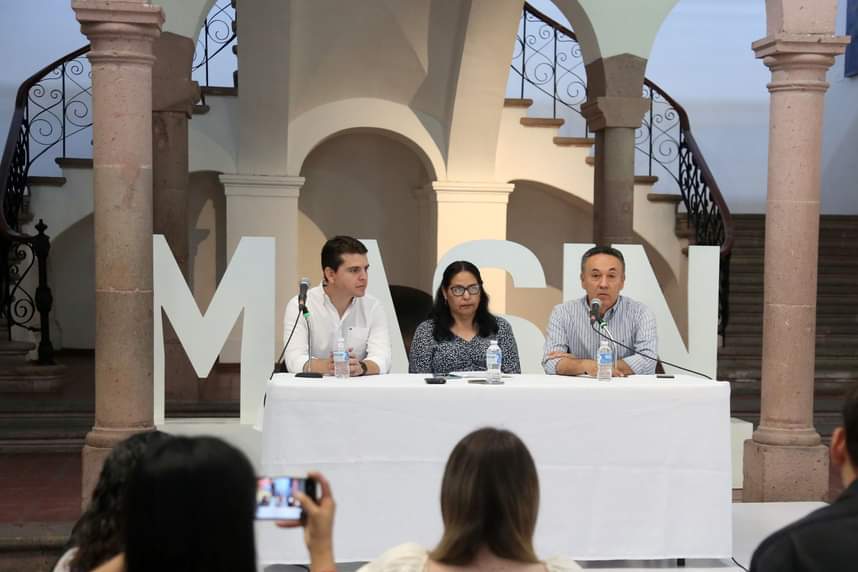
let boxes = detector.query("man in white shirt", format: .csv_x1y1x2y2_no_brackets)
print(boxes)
283,236,391,375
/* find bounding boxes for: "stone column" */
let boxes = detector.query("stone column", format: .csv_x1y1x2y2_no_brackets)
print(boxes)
219,175,304,360
743,0,848,501
432,182,514,313
581,55,649,246
152,32,201,401
72,0,163,505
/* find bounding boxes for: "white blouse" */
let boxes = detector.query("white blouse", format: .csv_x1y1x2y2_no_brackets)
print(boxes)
357,543,583,572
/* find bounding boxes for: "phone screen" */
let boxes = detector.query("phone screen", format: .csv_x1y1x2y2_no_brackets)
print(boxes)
255,476,315,520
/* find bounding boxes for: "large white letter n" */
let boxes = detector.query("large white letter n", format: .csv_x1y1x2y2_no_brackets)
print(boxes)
153,235,275,426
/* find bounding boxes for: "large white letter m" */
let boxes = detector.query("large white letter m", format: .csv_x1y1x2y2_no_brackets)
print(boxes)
153,235,275,426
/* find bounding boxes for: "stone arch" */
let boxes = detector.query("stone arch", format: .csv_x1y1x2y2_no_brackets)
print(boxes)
155,0,219,39
295,128,436,296
287,98,446,180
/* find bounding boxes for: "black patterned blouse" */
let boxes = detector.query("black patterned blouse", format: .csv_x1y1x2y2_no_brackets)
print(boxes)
408,317,521,374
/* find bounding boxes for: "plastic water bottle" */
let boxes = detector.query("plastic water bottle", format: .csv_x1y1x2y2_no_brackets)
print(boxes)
596,339,613,381
485,339,502,384
333,337,349,379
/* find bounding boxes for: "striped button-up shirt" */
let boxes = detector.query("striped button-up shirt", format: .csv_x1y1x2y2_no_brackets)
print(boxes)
542,295,658,374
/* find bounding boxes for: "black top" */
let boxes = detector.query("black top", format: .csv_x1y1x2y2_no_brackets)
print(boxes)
750,479,858,572
408,317,521,375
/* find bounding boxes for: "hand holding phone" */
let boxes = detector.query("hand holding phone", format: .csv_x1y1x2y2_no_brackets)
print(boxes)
255,475,317,521
276,472,337,572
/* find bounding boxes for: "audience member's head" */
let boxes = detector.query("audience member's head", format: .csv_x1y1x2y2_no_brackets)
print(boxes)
429,427,540,565
832,383,858,488
67,430,171,572
430,260,497,341
123,436,257,572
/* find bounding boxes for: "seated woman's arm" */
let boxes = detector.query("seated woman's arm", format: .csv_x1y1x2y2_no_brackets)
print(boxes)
497,318,521,374
408,321,436,374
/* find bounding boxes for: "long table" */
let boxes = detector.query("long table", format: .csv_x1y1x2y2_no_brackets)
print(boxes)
256,374,732,564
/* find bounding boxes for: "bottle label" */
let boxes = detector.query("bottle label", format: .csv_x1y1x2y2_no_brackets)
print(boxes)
597,352,613,366
487,353,501,366
334,351,349,362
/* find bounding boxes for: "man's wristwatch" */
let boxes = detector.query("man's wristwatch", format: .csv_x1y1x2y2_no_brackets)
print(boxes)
359,361,368,376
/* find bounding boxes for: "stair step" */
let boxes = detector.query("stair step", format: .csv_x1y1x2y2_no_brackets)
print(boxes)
504,98,534,108
520,117,565,128
647,193,681,204
725,323,858,336
27,176,66,187
200,85,237,97
54,157,92,169
553,136,594,146
731,244,858,256
728,303,856,316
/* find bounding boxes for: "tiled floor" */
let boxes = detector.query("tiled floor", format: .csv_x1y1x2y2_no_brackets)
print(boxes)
0,453,81,524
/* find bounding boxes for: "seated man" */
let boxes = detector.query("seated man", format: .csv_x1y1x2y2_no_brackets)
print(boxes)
750,384,858,571
283,235,390,376
542,245,657,376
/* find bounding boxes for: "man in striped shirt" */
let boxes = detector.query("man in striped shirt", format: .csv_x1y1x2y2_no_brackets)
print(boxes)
542,246,657,376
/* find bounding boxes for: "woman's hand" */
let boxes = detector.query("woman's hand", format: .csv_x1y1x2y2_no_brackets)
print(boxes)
277,472,336,572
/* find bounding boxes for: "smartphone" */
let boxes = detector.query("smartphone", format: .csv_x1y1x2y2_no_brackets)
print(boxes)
425,377,447,384
255,475,317,521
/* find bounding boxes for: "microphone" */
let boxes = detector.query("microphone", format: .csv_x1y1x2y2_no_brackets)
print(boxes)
589,297,603,325
269,278,316,381
298,277,310,311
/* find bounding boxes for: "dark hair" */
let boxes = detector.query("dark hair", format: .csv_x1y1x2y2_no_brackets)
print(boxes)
580,245,625,273
124,436,257,572
321,235,368,273
843,383,858,465
430,260,498,342
430,428,540,565
67,431,171,572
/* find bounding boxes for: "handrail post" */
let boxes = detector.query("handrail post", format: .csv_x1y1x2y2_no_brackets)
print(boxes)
648,88,653,177
32,219,54,365
553,28,558,119
204,18,210,89
61,62,67,160
520,8,526,99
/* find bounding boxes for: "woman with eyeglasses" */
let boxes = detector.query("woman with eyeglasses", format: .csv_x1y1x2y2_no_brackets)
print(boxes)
409,260,520,374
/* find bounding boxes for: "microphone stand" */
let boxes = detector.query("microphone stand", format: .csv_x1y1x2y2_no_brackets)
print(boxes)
295,304,323,378
589,319,712,380
270,306,302,381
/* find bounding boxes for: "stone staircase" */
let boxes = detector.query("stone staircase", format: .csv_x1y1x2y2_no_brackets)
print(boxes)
720,214,858,437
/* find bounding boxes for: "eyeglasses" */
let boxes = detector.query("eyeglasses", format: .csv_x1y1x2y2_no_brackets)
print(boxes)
449,284,481,296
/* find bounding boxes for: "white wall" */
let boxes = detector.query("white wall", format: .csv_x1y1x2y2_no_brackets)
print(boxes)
647,0,858,214
821,0,858,214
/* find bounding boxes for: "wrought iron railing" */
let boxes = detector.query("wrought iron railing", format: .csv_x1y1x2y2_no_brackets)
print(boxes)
0,48,84,361
192,0,237,95
510,2,734,334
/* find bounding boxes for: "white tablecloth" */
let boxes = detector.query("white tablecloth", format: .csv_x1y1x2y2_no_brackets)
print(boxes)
257,374,732,564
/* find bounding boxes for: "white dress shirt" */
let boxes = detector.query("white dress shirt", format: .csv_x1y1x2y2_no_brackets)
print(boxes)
283,284,391,374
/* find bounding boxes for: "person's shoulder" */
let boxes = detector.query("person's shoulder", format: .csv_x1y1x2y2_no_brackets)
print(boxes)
544,554,583,572
414,319,434,334
51,547,77,572
359,543,429,572
496,316,512,330
750,521,800,571
550,297,585,315
620,296,653,316
751,500,852,570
